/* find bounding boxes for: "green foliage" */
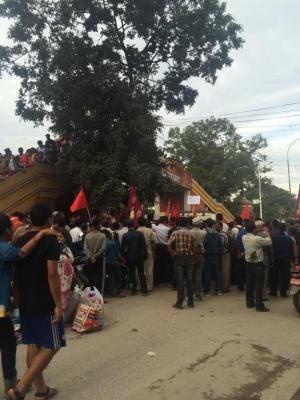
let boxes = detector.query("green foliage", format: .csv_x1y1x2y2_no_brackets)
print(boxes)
228,178,296,221
0,0,243,207
165,118,269,201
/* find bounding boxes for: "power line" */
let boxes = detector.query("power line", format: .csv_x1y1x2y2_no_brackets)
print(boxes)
163,106,300,123
162,100,300,122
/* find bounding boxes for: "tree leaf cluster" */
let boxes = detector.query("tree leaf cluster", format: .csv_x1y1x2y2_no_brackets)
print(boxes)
0,0,243,207
165,118,270,201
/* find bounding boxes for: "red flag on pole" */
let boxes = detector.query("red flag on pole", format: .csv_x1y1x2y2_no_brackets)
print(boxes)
165,199,171,217
240,205,250,221
70,187,88,213
296,185,300,219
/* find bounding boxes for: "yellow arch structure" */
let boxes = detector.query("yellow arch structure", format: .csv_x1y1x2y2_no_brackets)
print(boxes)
191,178,234,223
0,163,71,215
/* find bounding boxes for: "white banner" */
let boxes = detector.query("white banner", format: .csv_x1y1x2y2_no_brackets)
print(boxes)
187,195,201,205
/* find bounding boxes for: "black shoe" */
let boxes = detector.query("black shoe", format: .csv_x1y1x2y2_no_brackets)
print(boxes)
247,304,255,309
173,303,184,310
268,292,277,297
262,298,269,302
131,292,138,296
256,307,270,312
187,303,195,308
142,292,149,296
280,292,288,298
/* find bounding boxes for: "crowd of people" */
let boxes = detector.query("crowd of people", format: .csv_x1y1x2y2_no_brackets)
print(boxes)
0,134,73,180
0,204,299,399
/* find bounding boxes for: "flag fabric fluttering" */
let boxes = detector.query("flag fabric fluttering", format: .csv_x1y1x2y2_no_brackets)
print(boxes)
296,185,300,219
123,186,144,222
70,187,89,213
165,199,171,218
240,205,250,221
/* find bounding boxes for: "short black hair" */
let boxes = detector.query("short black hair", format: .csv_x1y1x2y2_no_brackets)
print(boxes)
177,217,188,227
279,223,286,232
46,134,50,138
127,220,134,229
159,216,168,224
0,214,12,236
112,222,120,230
30,203,52,227
216,213,223,221
52,212,66,228
92,219,100,229
206,218,214,228
138,217,146,227
235,216,243,225
102,228,112,240
245,221,255,233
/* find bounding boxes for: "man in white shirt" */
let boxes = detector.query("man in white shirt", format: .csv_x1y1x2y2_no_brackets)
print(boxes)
216,213,229,234
69,224,83,243
230,216,243,240
242,221,272,312
152,216,172,285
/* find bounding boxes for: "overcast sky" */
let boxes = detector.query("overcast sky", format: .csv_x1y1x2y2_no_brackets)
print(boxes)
1,0,300,194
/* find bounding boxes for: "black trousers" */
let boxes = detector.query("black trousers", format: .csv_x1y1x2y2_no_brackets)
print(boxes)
246,262,265,309
269,260,291,295
86,256,103,291
154,244,174,285
0,317,17,389
105,263,123,295
127,259,148,294
236,257,246,290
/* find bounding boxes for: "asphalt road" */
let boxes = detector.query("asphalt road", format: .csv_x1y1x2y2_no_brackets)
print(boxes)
3,288,300,400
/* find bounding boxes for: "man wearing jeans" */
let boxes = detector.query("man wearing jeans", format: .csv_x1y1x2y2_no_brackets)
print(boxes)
242,221,272,312
167,217,195,309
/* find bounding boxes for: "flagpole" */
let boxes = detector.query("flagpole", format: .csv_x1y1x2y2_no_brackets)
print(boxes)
86,206,92,225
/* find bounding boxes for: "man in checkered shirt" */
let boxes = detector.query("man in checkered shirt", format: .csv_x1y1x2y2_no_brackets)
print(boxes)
167,217,195,309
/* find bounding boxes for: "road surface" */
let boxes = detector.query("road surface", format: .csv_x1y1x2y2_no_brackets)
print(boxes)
3,288,300,400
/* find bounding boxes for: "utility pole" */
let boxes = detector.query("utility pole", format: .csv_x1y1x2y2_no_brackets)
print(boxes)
287,138,300,194
257,167,263,219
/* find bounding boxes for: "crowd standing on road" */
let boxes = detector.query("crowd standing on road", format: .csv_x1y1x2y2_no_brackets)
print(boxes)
0,203,299,399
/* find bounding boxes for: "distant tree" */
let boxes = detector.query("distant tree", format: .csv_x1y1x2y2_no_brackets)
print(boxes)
228,178,296,221
165,118,269,201
0,0,243,207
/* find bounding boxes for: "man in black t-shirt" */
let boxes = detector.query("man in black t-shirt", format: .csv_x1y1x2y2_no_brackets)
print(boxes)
7,203,64,400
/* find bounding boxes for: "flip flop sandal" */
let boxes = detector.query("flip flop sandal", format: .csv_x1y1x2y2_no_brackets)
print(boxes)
5,388,25,400
35,387,58,399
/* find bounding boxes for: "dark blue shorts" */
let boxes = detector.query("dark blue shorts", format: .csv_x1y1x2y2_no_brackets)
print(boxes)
20,315,66,350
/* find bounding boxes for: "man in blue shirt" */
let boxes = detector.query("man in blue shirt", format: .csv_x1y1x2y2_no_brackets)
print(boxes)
0,213,55,399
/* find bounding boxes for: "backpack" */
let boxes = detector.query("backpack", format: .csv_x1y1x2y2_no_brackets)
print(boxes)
204,231,221,256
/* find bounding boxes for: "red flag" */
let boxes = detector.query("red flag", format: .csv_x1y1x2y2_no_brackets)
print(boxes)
122,186,144,222
240,205,250,220
165,199,171,217
175,201,180,219
70,187,88,213
296,185,300,219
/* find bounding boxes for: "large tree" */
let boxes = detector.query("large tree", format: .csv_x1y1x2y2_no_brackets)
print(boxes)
165,118,269,201
0,0,243,207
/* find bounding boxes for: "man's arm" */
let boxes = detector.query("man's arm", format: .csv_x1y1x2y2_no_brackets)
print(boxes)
150,231,156,255
256,236,272,247
167,233,175,257
47,260,62,324
4,229,57,262
84,236,91,259
94,235,107,258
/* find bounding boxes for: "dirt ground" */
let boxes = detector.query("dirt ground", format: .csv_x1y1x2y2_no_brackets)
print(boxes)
2,288,300,400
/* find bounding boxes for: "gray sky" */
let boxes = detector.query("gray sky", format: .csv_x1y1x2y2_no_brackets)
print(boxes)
1,0,300,194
